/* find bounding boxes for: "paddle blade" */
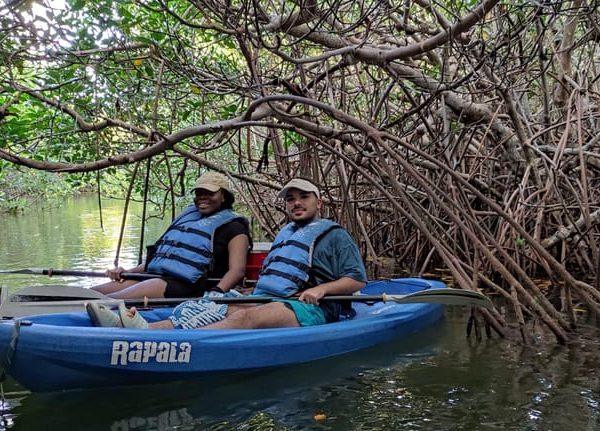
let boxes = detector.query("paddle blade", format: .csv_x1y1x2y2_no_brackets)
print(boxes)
386,288,493,308
0,269,42,275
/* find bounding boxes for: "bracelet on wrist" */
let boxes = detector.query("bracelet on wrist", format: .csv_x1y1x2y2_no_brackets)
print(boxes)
211,286,225,294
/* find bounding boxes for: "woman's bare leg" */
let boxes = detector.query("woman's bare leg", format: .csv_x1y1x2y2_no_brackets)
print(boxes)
91,279,139,295
106,279,168,299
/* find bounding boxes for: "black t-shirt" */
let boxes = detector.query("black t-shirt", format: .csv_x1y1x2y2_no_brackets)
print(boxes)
208,218,251,279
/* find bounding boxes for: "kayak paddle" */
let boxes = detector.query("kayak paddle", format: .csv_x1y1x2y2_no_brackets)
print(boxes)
0,285,492,319
0,268,255,284
122,288,493,308
2,282,492,309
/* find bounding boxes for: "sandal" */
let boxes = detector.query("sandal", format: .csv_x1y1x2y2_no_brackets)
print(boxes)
86,303,123,327
118,303,149,329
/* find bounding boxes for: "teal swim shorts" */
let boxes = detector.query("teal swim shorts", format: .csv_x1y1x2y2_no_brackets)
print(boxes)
276,299,327,326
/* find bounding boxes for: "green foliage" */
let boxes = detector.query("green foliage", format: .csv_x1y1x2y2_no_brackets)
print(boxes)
0,169,89,213
1,0,250,185
283,130,303,150
0,197,28,213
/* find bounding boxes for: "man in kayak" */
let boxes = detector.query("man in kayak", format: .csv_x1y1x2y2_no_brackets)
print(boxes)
88,172,251,302
88,177,367,329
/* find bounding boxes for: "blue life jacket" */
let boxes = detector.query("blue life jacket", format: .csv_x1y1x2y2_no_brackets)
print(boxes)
253,219,341,297
147,205,243,284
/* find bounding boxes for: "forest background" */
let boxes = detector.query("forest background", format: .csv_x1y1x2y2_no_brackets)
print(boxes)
1,0,600,343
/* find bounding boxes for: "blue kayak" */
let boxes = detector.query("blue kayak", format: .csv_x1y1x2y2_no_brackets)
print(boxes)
0,278,445,392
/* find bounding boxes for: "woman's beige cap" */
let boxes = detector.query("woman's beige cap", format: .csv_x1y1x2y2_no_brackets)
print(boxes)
193,172,232,193
277,178,320,199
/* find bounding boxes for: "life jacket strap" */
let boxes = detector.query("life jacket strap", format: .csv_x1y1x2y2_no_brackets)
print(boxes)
260,268,307,288
153,252,211,273
269,240,309,253
170,225,211,239
266,256,310,272
154,239,212,259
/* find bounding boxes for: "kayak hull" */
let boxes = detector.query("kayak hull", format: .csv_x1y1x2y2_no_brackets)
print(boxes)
0,278,445,392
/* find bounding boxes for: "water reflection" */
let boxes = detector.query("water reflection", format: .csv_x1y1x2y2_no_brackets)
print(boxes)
0,196,168,291
347,321,600,431
109,408,194,431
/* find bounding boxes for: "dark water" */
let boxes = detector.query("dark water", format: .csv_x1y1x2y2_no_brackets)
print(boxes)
1,198,600,430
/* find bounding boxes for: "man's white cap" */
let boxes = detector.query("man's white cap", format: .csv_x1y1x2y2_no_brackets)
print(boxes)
277,178,320,199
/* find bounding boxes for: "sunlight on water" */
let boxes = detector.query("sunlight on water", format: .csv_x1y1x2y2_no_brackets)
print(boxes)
0,196,169,291
582,390,599,409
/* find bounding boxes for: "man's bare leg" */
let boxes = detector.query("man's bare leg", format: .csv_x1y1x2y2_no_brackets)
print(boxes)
124,306,175,329
126,302,299,330
149,320,176,329
202,302,300,329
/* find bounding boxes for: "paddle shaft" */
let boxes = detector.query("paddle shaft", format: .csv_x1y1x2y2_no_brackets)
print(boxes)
125,295,371,307
122,289,492,308
3,268,164,280
0,268,253,284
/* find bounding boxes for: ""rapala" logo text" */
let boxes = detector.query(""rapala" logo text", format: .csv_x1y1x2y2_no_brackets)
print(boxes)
111,341,192,365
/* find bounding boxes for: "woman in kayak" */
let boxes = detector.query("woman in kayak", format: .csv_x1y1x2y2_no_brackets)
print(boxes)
88,177,366,329
90,172,251,300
